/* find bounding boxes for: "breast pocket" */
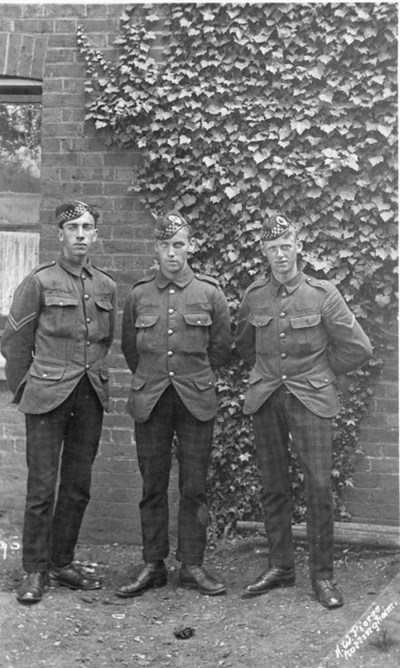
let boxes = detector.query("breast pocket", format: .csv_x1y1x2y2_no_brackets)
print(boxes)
290,313,323,352
249,313,274,353
182,312,212,353
135,314,161,352
44,292,79,337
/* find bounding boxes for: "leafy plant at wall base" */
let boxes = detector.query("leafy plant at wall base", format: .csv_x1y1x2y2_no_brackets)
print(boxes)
77,2,397,537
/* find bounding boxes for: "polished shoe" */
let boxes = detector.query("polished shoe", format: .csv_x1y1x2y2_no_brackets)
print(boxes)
179,564,226,596
313,579,344,609
115,561,167,598
242,566,295,598
49,563,101,590
17,571,47,604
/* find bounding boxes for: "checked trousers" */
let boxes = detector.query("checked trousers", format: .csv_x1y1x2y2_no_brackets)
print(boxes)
253,386,334,582
23,375,103,572
134,385,214,565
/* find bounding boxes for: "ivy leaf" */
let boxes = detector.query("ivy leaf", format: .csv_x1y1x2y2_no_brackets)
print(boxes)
376,124,392,138
181,193,197,206
319,92,333,103
224,186,241,200
368,156,384,167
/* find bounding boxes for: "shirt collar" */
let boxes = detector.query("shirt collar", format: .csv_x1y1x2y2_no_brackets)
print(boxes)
155,265,195,289
58,253,93,277
270,270,304,296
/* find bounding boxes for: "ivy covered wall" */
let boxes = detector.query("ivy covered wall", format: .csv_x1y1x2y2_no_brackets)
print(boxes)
78,2,398,535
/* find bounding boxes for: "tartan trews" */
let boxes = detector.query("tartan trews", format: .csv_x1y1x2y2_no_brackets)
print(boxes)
135,385,214,565
253,386,334,582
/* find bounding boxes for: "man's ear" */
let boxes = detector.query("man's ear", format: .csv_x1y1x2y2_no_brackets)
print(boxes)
58,227,64,242
296,239,303,253
188,237,196,254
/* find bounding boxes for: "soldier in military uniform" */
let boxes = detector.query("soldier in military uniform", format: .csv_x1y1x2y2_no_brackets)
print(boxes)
117,210,231,598
1,201,116,604
236,213,372,608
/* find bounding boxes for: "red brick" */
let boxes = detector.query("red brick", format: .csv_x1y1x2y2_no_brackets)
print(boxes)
46,48,75,63
31,35,47,79
54,19,79,33
361,427,398,443
44,5,87,18
6,32,23,75
14,19,55,33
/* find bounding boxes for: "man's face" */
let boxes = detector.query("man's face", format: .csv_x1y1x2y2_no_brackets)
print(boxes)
155,227,195,278
261,230,302,282
58,211,98,262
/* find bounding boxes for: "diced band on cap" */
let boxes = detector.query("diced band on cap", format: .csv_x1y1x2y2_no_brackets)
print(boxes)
55,200,98,228
154,210,188,240
261,214,295,241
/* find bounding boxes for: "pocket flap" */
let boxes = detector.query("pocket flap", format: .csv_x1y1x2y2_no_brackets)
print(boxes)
248,370,265,385
135,314,160,328
183,313,212,327
95,299,114,311
249,313,273,327
307,370,336,389
131,375,146,390
193,376,216,391
30,360,65,380
45,293,78,307
291,313,321,329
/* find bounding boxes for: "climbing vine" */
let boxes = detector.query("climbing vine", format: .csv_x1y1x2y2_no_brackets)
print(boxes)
77,3,397,536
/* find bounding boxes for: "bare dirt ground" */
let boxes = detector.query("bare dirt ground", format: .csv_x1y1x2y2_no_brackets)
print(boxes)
1,525,399,668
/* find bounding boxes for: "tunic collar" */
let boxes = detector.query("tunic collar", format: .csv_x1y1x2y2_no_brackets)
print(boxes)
155,265,195,289
270,270,304,296
58,253,93,277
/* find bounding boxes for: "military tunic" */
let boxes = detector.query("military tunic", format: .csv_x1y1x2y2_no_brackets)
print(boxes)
122,265,231,422
236,270,373,417
1,253,116,413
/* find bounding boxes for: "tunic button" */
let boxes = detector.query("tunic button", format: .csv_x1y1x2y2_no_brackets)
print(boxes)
169,371,175,377
84,294,90,300
280,312,286,318
86,318,91,323
42,372,48,378
280,332,286,338
169,288,175,294
82,274,86,280
168,329,174,335
167,350,174,356
59,301,63,305
281,353,287,358
282,292,287,298
282,375,288,380
86,364,90,369
87,341,91,346
168,308,174,314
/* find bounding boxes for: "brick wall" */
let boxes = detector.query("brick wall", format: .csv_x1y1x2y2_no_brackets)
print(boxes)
0,3,398,545
344,344,399,527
